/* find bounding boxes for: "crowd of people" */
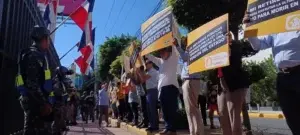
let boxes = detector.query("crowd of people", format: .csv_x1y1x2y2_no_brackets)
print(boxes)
16,10,300,135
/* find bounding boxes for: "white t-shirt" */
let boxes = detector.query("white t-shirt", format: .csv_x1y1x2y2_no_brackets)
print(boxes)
146,46,179,90
146,68,159,89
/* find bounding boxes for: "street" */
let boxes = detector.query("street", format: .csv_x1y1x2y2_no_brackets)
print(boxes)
211,117,292,135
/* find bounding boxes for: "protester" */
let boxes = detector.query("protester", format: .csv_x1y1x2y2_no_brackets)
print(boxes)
146,38,180,135
110,85,119,119
135,66,149,128
176,37,205,135
116,82,126,121
98,84,110,127
243,12,300,135
207,81,218,129
141,60,159,132
128,80,140,126
199,79,208,126
123,78,133,123
217,32,250,135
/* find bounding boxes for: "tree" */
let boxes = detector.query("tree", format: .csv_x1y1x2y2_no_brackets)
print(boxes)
109,56,122,79
97,35,136,81
168,0,248,36
250,55,277,105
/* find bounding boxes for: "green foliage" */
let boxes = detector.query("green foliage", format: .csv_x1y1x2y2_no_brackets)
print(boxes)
168,0,248,35
97,35,136,81
109,56,122,79
247,56,278,104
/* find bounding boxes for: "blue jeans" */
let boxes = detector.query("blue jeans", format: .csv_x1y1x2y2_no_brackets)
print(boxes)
159,85,179,132
146,88,159,129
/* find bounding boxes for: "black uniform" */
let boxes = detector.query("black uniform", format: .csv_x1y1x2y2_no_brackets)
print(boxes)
19,46,52,135
85,94,96,123
80,93,88,121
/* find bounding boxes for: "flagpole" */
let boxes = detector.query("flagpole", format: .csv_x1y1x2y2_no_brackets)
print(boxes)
59,43,78,60
50,0,88,35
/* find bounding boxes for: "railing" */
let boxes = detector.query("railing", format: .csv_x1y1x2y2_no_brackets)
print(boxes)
0,0,60,134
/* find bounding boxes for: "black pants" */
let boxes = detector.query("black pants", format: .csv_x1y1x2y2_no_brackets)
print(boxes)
140,95,149,125
20,99,50,135
125,94,133,121
159,85,179,132
130,102,139,125
179,94,185,108
277,71,300,135
198,95,207,125
118,99,126,120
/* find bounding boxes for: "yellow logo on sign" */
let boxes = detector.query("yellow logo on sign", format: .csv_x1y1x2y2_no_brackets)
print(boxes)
286,14,300,30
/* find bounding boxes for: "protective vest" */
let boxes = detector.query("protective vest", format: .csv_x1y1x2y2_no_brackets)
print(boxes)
15,49,54,103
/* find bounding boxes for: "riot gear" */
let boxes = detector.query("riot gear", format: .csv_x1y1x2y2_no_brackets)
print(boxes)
51,66,75,134
16,36,52,135
31,25,50,42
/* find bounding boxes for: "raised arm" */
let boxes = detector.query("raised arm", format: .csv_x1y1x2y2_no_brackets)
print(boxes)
176,46,189,62
146,54,162,67
247,35,273,50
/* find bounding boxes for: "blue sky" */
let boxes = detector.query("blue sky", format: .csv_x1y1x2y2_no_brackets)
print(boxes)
54,0,171,69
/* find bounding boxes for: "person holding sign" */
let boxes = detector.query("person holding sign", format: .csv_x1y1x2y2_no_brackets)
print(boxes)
244,12,300,135
176,37,205,135
145,38,180,135
217,32,251,135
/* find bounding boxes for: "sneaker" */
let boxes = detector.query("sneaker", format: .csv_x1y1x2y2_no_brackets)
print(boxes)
138,124,148,128
159,129,177,135
145,127,159,132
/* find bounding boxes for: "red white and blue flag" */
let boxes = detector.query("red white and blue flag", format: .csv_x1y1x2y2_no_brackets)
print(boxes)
70,0,94,31
75,0,95,75
42,0,58,41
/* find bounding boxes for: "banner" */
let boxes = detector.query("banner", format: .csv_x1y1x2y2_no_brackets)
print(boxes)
187,14,229,74
245,0,300,38
128,42,144,68
141,7,180,56
123,55,131,73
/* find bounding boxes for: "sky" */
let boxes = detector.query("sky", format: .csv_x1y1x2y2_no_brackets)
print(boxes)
53,0,271,71
54,0,165,69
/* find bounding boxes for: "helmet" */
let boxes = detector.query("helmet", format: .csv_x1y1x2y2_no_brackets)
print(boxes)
56,66,69,76
31,25,50,42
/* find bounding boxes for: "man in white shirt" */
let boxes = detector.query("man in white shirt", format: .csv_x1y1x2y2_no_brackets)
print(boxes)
142,60,159,132
146,38,179,135
97,84,110,127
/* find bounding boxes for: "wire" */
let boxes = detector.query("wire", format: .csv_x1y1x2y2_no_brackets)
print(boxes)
118,0,137,30
135,0,164,38
107,0,128,36
100,0,116,41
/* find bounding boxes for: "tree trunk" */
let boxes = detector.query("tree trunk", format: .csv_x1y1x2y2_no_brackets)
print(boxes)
242,102,253,135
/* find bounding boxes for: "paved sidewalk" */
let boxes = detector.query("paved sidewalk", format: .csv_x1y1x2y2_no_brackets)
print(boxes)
65,120,137,135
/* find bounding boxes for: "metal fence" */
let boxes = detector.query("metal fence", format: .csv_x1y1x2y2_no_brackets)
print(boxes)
0,0,60,134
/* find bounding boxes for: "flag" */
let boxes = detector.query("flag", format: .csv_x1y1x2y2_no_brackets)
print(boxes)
43,0,58,41
75,56,89,75
70,0,90,30
75,0,95,75
78,28,96,51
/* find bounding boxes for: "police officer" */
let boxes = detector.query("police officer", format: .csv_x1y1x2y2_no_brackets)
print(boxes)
16,25,53,135
52,66,74,134
85,91,96,123
80,91,88,121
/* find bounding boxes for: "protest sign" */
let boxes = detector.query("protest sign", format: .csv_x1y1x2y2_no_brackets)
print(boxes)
187,14,229,74
123,55,131,73
245,0,300,38
141,7,181,56
128,42,144,68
